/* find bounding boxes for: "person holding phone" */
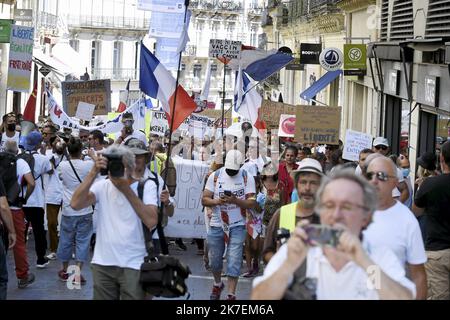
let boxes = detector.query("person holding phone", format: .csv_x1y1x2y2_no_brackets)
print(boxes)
252,168,416,300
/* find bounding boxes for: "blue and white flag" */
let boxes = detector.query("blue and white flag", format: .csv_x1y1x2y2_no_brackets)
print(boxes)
233,70,262,125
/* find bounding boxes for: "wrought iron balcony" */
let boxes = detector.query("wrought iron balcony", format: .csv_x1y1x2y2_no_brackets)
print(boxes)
190,0,243,12
183,45,197,57
91,68,139,81
66,15,149,30
38,11,58,30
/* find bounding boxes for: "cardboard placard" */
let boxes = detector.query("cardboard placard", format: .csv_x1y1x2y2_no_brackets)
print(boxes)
342,129,373,162
295,105,341,145
75,101,96,121
7,25,34,92
61,79,111,116
150,111,169,136
278,114,296,138
259,100,296,129
197,109,231,127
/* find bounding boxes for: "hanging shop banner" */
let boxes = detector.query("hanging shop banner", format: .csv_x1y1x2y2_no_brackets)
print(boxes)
299,43,322,65
7,25,34,92
61,79,111,116
278,114,296,138
209,39,242,60
344,44,367,76
342,129,373,161
150,110,169,136
259,100,296,129
137,0,185,13
319,47,343,72
165,158,210,239
0,19,13,43
295,105,342,145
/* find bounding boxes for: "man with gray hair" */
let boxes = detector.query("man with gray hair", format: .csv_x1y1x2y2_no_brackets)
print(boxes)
252,168,416,300
71,144,158,300
363,156,427,299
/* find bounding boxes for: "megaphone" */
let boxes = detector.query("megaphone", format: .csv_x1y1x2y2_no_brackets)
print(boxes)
20,120,38,138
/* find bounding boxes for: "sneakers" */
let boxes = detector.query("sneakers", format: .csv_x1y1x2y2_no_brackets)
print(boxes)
175,238,187,251
226,294,236,300
36,258,50,269
46,252,57,260
242,270,256,278
17,273,35,289
58,270,69,282
210,282,225,300
73,274,87,286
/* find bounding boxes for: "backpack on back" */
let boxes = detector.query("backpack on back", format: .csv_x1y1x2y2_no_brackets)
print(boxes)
0,152,20,206
17,151,36,179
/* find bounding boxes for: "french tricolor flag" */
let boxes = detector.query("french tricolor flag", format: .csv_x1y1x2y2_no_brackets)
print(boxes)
139,42,196,131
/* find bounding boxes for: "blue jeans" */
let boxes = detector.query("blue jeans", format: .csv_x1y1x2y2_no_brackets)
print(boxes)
207,225,246,277
0,238,7,300
57,214,93,263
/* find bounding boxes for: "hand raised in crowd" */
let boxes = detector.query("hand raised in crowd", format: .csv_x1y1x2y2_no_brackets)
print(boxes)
93,154,108,174
160,189,170,206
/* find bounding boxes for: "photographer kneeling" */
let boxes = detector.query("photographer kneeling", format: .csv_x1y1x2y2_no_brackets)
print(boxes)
71,145,158,300
251,168,416,300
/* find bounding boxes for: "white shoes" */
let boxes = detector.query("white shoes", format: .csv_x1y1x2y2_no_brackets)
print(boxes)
46,252,57,260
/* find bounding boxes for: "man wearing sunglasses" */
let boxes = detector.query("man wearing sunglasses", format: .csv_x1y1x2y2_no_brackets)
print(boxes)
363,156,427,299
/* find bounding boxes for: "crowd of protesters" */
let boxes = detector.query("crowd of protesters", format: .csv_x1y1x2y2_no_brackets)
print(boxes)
0,110,449,300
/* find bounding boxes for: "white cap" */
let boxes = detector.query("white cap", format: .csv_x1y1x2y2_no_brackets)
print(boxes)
292,158,324,177
225,150,244,170
373,137,389,147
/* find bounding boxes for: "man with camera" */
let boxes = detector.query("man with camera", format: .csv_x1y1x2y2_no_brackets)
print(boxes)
3,140,36,288
251,168,416,300
71,144,158,300
115,112,149,147
56,137,94,284
263,158,322,264
202,150,256,300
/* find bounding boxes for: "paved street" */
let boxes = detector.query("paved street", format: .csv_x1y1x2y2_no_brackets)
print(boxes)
5,236,253,300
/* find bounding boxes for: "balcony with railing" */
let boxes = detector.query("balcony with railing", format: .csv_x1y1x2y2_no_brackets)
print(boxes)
66,15,149,30
183,45,197,57
91,68,139,81
38,11,58,30
190,0,243,13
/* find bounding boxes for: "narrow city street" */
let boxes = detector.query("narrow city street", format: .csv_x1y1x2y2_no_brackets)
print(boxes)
5,236,253,300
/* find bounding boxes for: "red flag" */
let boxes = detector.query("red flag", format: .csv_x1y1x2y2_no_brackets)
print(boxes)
117,79,130,112
23,83,37,123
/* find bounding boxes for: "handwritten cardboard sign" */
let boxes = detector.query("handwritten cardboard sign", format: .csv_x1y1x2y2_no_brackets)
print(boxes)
342,129,373,161
259,100,297,129
295,105,341,145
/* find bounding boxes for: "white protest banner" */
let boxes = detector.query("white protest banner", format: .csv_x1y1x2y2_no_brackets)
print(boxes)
75,101,95,121
278,114,296,138
7,25,34,92
342,129,373,161
150,111,169,136
165,158,210,239
137,0,185,13
209,39,242,60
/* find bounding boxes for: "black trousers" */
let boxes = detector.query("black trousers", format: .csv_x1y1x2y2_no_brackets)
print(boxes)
23,207,47,263
0,236,7,300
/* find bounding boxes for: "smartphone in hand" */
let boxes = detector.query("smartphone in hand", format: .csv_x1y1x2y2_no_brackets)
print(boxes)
224,190,232,197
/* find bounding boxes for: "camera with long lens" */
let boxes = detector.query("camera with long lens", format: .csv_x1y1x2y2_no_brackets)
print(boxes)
100,154,125,177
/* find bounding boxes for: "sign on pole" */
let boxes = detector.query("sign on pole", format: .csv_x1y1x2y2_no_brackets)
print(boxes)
13,9,33,22
39,66,51,77
319,47,343,72
75,101,96,122
295,105,342,145
61,79,111,116
344,44,367,76
0,19,13,43
7,25,34,92
342,129,373,161
278,114,296,138
209,39,242,60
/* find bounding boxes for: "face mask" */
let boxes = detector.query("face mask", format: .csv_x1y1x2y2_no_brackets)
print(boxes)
402,168,410,178
225,169,239,177
7,123,16,131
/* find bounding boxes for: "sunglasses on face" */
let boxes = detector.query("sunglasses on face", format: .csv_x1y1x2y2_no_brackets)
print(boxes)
365,171,396,182
374,145,388,151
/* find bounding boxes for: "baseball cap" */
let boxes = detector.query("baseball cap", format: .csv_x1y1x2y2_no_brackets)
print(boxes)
417,152,436,171
373,137,389,147
124,138,150,155
22,131,43,151
224,150,244,170
292,158,323,177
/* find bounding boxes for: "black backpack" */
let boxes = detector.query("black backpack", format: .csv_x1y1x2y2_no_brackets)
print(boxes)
17,151,36,179
0,152,20,206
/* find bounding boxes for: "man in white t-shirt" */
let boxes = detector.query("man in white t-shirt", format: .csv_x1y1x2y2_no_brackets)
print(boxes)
0,113,20,152
21,131,53,269
70,144,158,300
251,168,416,300
3,141,36,288
115,112,149,147
56,137,94,284
202,150,256,300
364,156,427,299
